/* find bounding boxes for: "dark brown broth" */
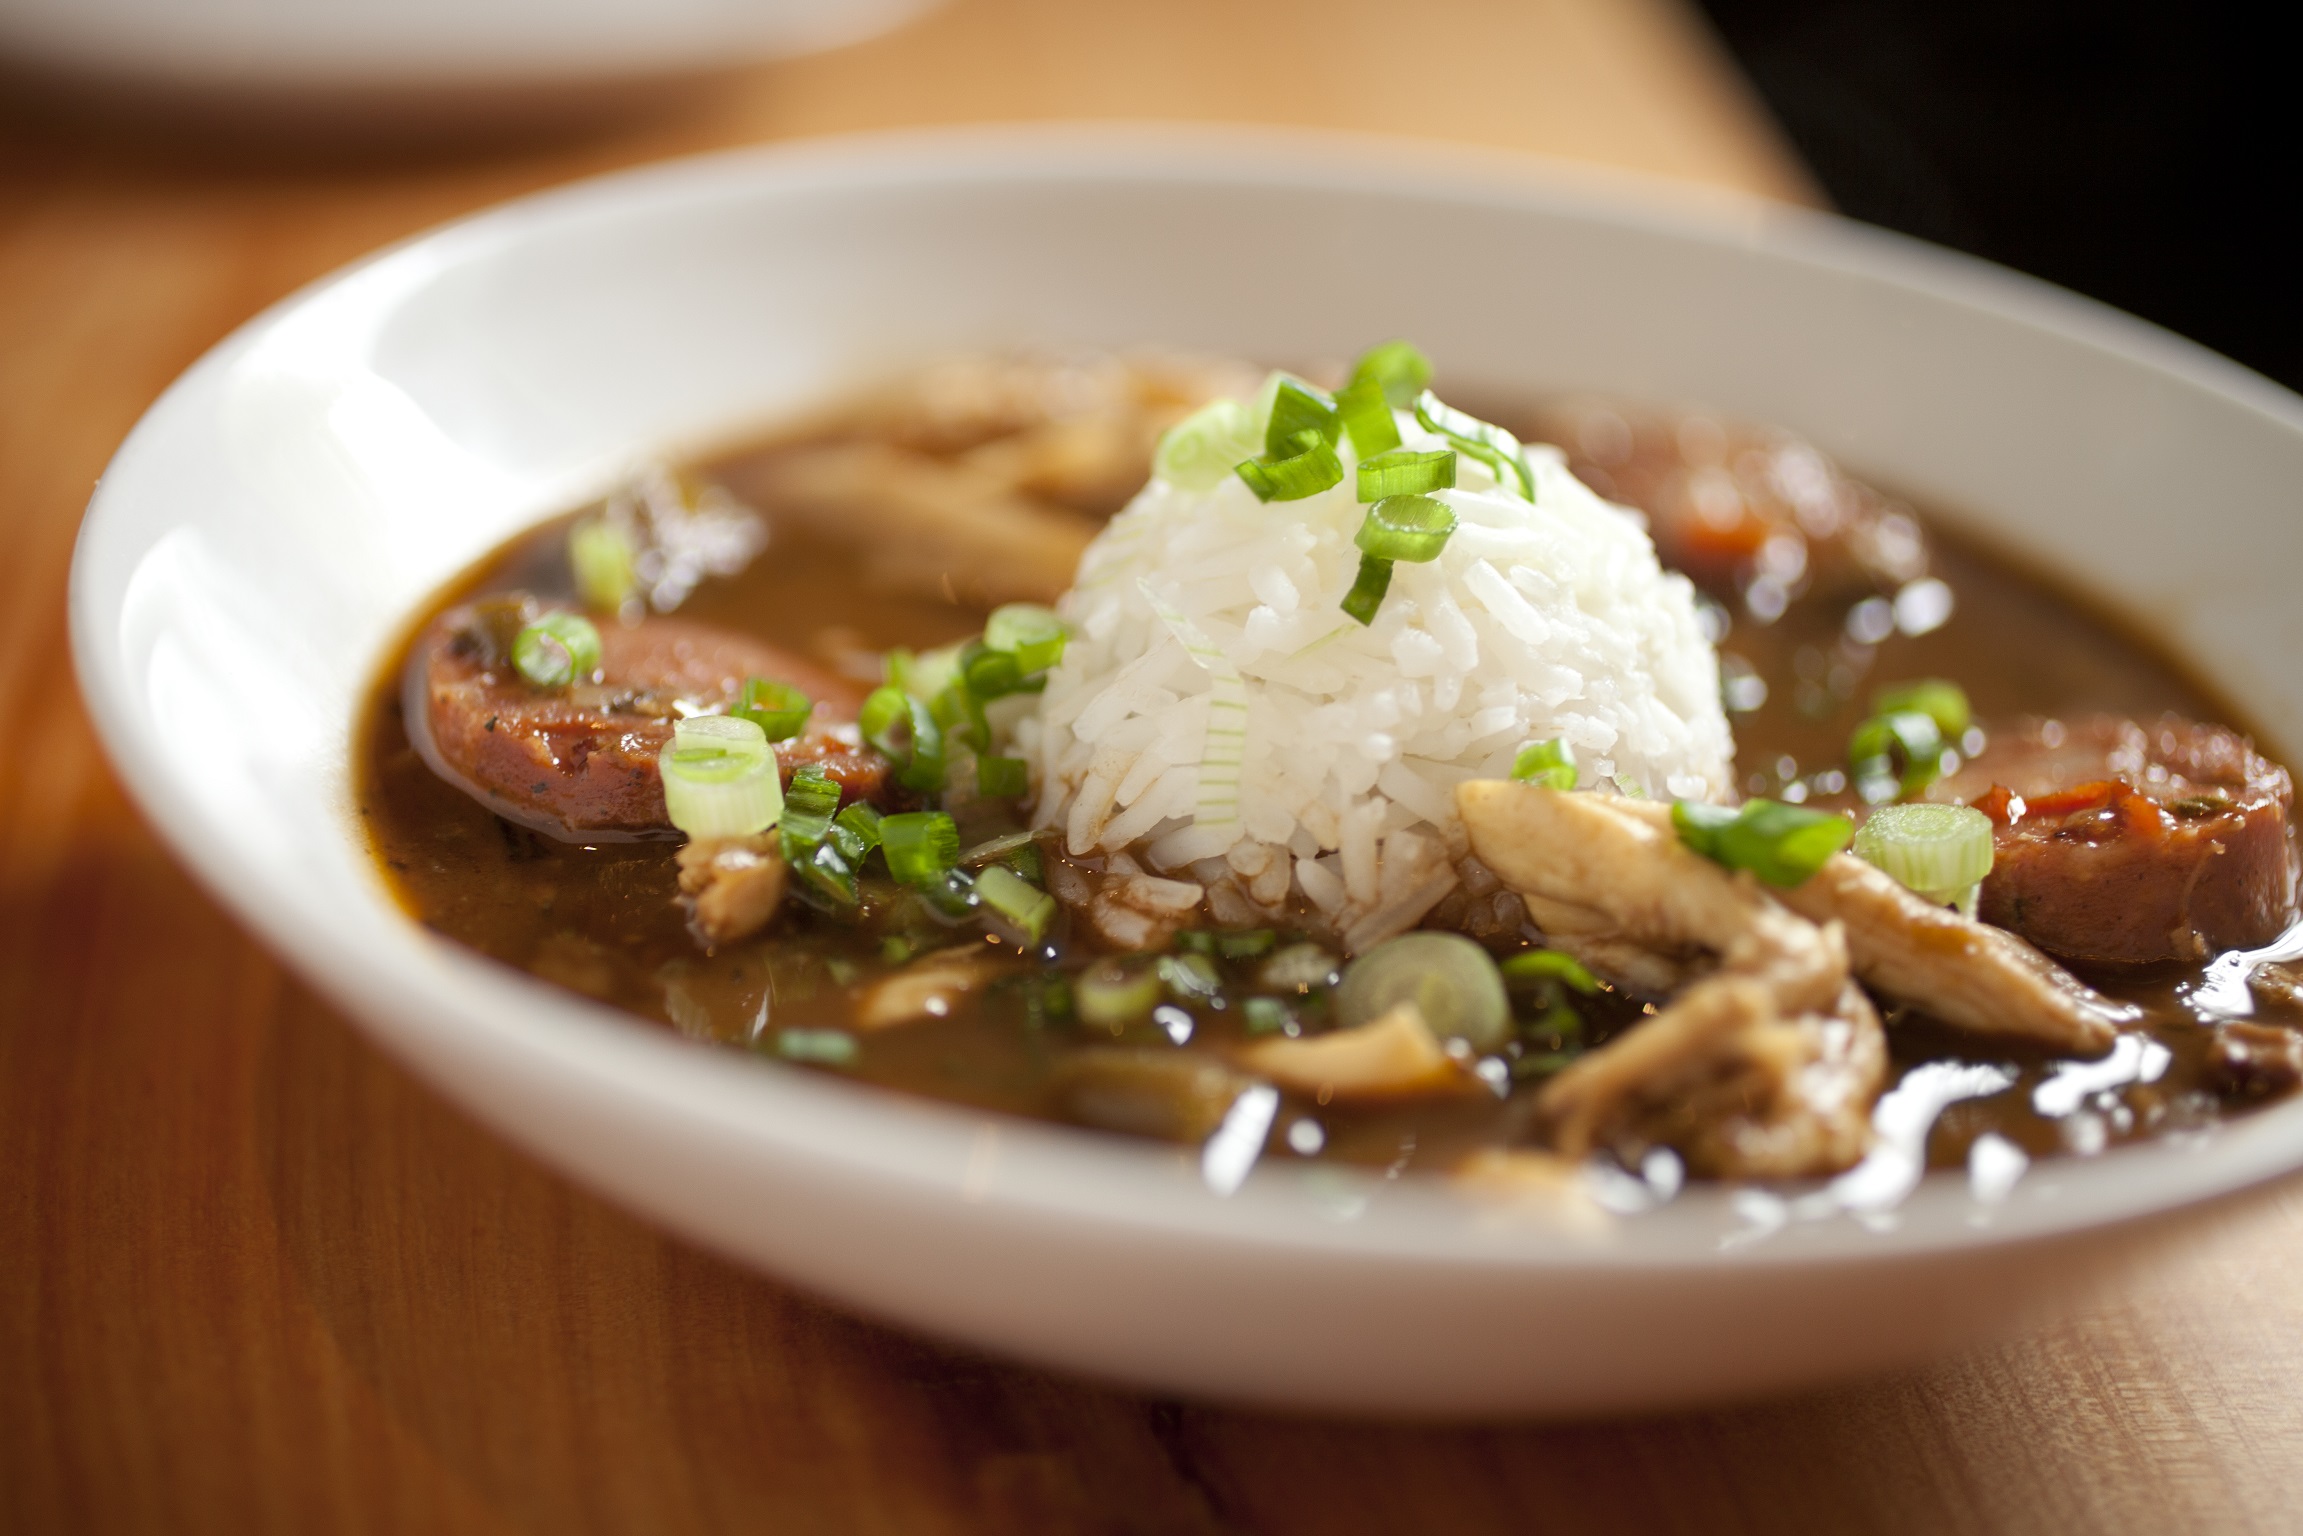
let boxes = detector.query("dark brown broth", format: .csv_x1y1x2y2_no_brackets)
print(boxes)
358,412,2297,1180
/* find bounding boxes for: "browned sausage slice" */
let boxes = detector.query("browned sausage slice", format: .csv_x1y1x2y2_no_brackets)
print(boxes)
1929,715,2297,963
405,594,889,841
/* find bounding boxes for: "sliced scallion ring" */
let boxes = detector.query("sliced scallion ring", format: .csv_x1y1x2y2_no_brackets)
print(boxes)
1500,949,1599,994
1236,431,1344,502
658,714,782,839
1849,709,1946,804
833,800,882,855
1413,391,1536,501
1356,447,1456,502
983,603,1069,675
775,1028,858,1065
975,863,1056,943
1339,552,1394,626
1872,679,1972,740
1348,340,1433,408
777,764,840,846
511,612,602,689
1854,803,1994,906
735,678,812,742
880,810,961,888
1672,798,1854,888
1336,931,1510,1051
1354,494,1457,562
1075,958,1163,1029
568,518,638,613
1334,377,1402,459
860,685,947,793
1152,397,1260,492
886,643,964,702
1509,737,1577,790
959,641,1024,701
1253,372,1342,455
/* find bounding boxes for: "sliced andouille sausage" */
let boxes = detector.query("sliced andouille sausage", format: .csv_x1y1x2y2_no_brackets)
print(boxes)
1929,714,2298,964
405,593,889,841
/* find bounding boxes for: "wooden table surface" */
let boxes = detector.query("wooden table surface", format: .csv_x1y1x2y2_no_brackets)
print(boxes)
5,1,2302,1530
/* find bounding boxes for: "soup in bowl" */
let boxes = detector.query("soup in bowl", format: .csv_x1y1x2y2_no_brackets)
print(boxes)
70,128,2303,1415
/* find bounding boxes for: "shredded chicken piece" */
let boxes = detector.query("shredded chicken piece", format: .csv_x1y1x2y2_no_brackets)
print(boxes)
1460,783,1842,1004
1457,780,1886,1176
1540,976,1885,1178
1239,1003,1473,1102
1771,848,2131,1055
739,443,1098,606
854,945,1011,1031
1581,797,2131,1057
675,835,787,947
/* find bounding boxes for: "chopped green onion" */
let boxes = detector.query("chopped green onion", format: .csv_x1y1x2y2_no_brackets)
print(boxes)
1509,738,1578,790
511,612,601,689
1872,679,1973,740
1854,803,1994,906
978,755,1030,799
1236,430,1344,502
1356,447,1456,502
1254,372,1342,455
984,603,1069,675
960,829,1036,865
1334,377,1402,459
1337,931,1511,1051
1213,928,1276,959
1413,391,1535,501
959,642,1025,700
1673,799,1854,888
1241,996,1291,1035
1076,958,1164,1030
1849,710,1946,804
916,868,981,921
930,680,989,753
775,1027,858,1066
734,677,812,742
568,518,638,613
778,763,841,848
1153,398,1261,492
1348,340,1434,408
658,715,782,839
1355,494,1457,563
886,643,964,702
1500,949,1599,994
833,800,883,855
1340,553,1394,626
975,864,1056,944
860,685,947,793
880,811,961,887
778,764,857,908
1158,951,1223,1004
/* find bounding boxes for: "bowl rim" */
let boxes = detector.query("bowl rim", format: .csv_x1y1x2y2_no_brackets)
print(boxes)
68,120,2303,1279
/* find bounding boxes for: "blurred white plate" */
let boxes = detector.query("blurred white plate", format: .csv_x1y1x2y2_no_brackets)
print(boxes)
69,125,2303,1417
0,0,935,114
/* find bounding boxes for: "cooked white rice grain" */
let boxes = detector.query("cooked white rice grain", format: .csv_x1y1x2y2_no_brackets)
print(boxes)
1018,407,1733,950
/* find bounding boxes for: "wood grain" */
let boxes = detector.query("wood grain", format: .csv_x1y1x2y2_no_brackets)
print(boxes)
3,0,2300,1530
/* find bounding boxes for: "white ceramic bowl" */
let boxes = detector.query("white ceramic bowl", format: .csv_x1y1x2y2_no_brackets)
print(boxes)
0,0,934,121
70,125,2303,1418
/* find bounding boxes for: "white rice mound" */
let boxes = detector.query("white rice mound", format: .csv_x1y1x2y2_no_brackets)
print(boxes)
1014,406,1735,952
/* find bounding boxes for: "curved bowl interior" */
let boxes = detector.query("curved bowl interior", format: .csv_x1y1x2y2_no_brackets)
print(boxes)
69,126,2303,1417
